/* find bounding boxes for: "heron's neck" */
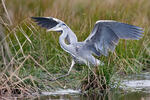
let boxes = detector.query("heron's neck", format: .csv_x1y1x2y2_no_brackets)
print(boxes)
59,29,71,53
64,26,78,44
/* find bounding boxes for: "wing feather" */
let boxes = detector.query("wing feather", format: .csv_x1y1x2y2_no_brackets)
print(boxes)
84,20,143,56
31,17,59,29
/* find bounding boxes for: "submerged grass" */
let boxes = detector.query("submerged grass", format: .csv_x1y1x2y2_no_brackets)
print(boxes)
0,0,150,98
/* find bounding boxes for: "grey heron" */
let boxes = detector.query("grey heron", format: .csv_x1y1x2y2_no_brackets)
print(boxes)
32,17,143,79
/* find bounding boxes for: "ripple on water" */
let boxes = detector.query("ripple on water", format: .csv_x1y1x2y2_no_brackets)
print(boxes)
41,89,81,96
119,73,150,93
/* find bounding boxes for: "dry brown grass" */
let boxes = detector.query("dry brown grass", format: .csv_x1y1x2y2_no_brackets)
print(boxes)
0,0,149,98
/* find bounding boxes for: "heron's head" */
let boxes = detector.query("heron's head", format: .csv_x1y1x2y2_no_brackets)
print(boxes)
31,17,67,32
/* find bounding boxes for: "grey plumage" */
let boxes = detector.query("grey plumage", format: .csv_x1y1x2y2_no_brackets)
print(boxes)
32,17,143,79
84,20,143,56
31,17,59,29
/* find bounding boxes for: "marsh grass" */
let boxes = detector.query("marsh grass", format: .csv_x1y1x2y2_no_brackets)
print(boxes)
0,0,150,98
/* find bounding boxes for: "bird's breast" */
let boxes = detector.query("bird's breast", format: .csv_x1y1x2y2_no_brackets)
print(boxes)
73,56,87,65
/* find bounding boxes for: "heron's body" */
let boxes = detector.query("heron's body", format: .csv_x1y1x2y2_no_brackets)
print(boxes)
32,17,143,79
59,27,101,66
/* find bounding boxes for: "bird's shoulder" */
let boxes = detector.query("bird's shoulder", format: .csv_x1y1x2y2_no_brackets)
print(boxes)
96,20,116,24
71,42,86,52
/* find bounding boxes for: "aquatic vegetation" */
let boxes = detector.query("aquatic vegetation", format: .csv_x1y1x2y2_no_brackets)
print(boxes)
0,0,149,98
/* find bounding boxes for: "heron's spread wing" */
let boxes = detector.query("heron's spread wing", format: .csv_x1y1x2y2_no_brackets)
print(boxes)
31,17,59,29
84,20,143,56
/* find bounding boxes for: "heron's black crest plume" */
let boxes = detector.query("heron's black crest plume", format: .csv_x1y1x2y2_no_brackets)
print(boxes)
31,17,59,29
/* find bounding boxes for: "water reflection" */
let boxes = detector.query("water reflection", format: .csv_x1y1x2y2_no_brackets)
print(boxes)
34,73,150,100
34,90,150,100
118,92,150,100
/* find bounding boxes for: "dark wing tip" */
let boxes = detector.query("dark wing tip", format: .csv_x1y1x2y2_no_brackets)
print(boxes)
31,16,38,20
131,26,144,39
31,17,59,29
31,17,49,22
31,17,44,21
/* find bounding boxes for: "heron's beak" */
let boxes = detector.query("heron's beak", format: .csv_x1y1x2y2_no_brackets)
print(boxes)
47,27,62,32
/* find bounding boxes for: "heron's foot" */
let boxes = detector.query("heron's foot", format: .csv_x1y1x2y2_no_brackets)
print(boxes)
97,60,105,66
49,73,70,81
49,60,74,81
100,61,104,66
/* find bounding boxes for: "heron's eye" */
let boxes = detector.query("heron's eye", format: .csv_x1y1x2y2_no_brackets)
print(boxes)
62,23,66,26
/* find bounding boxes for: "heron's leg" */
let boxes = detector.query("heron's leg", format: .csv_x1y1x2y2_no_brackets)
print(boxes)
67,60,75,74
52,60,75,80
86,61,98,78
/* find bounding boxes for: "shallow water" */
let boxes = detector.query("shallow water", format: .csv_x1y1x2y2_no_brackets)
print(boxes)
34,73,150,100
119,73,150,93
